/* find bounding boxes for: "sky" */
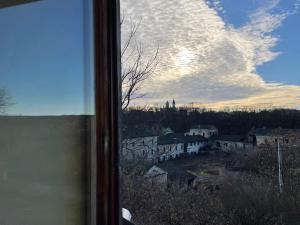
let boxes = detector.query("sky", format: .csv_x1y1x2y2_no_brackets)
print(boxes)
0,0,299,115
0,0,94,115
121,0,300,110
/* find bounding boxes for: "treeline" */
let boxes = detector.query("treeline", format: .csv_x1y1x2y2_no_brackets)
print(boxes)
122,108,300,135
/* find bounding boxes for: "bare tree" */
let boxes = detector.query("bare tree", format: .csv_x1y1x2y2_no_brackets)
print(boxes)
121,17,159,110
0,88,10,114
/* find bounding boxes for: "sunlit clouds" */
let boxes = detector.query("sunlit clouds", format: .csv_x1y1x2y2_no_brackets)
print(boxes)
121,0,300,109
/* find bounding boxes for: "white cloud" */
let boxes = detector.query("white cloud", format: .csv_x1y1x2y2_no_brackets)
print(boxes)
121,0,300,109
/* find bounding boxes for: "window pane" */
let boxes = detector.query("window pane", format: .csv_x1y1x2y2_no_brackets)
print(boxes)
0,0,94,224
120,0,300,224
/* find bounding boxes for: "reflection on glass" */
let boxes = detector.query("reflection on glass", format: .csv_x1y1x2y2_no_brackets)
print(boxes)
120,0,300,224
0,0,93,225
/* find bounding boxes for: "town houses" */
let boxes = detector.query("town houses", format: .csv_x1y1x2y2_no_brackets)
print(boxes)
122,124,252,163
157,133,207,161
122,127,158,162
212,135,255,152
184,125,218,138
122,122,300,164
251,127,300,146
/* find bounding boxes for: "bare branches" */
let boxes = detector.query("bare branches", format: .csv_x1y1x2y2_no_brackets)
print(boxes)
121,18,159,110
0,88,11,114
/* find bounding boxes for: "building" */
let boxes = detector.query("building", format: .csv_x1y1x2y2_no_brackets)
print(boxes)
254,127,300,146
144,165,168,186
157,133,185,161
155,163,197,188
163,99,177,111
185,125,218,138
183,135,208,155
122,127,158,162
172,99,176,109
157,133,208,161
213,135,254,152
161,127,174,135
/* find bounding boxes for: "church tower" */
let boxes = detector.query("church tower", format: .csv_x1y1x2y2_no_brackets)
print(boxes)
172,99,176,109
165,101,170,109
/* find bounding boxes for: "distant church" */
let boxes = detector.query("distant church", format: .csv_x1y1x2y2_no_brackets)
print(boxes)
165,99,176,110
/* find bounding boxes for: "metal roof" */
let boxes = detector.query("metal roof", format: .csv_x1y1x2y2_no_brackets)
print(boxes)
158,133,206,145
214,135,248,143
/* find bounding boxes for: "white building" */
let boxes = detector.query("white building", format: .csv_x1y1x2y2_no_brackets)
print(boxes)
122,127,158,162
214,135,254,152
183,135,208,155
157,133,185,161
185,125,218,138
157,133,208,161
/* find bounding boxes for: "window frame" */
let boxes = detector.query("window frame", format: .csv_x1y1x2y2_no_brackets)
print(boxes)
93,0,121,225
1,0,122,224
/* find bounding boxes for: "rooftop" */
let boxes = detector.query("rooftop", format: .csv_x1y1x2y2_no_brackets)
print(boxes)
214,135,248,143
122,127,157,139
191,125,217,130
155,163,197,182
158,133,206,145
145,166,168,178
255,127,300,136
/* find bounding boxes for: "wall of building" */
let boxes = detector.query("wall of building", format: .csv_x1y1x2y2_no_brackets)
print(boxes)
147,173,168,186
158,143,184,161
185,128,218,138
256,135,277,146
122,136,158,161
216,141,253,152
186,141,206,155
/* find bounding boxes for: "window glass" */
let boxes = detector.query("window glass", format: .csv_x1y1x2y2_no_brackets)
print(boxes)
0,0,94,224
120,0,300,224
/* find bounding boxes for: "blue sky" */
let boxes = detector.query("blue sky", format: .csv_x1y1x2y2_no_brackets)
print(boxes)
0,0,93,115
0,0,299,115
221,0,300,85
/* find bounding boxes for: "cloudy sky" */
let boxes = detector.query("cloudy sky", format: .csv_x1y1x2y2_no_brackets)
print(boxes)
121,0,300,110
0,0,299,115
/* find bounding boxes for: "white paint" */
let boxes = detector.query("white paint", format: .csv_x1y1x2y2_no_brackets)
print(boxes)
158,143,184,161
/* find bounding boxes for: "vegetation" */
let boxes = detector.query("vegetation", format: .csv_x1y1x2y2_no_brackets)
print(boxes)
121,135,300,225
121,18,159,110
123,108,300,135
0,88,11,114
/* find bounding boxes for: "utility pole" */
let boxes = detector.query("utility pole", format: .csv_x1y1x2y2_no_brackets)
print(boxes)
277,139,283,193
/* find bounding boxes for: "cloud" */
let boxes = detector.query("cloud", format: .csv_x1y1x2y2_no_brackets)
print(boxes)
121,0,300,109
